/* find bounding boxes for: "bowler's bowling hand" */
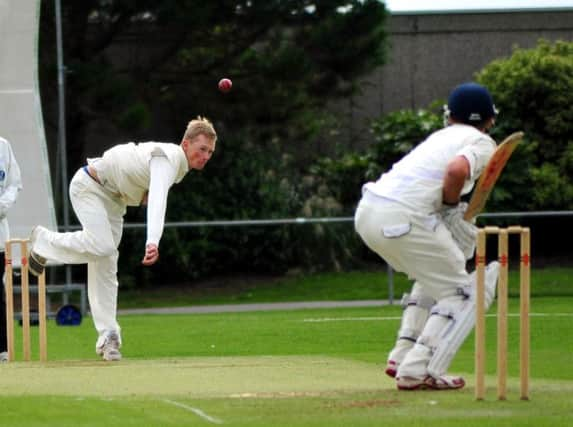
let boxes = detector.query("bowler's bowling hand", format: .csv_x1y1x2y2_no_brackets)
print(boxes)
142,243,159,266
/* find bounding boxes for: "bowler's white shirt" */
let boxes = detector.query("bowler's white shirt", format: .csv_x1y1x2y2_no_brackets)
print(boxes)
89,142,189,246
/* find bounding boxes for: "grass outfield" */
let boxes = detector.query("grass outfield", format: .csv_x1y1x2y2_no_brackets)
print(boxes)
1,297,573,426
117,266,573,308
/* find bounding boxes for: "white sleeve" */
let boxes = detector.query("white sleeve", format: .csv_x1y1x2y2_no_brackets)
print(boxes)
457,136,496,182
0,140,23,218
146,156,177,246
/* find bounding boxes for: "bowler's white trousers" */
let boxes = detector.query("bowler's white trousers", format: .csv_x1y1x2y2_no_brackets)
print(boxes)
33,168,126,338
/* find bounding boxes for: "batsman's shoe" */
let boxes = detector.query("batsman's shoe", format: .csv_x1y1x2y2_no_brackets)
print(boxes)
28,226,47,277
385,360,398,378
397,375,465,391
0,351,8,363
96,332,122,362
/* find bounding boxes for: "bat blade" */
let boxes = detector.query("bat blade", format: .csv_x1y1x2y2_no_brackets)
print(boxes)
463,131,524,221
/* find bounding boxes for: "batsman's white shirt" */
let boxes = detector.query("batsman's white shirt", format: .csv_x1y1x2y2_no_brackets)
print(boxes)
355,124,495,297
363,124,495,213
33,142,188,338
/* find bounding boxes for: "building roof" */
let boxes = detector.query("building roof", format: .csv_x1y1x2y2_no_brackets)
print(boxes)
385,0,573,15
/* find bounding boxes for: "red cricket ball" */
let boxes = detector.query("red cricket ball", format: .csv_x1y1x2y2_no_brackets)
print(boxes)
218,78,232,93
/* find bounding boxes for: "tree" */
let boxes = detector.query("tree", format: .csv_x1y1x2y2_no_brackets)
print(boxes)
477,39,573,211
39,0,388,183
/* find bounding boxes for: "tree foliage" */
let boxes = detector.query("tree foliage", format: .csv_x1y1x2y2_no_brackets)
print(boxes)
40,0,388,170
477,39,573,210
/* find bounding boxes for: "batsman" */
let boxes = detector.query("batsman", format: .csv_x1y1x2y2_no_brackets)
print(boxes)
355,82,501,390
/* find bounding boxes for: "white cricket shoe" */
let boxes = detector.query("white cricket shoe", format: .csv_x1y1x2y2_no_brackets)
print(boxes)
0,351,8,363
397,375,465,391
28,226,48,277
96,332,122,362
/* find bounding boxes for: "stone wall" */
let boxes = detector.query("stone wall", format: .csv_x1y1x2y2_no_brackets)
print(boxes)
339,10,573,146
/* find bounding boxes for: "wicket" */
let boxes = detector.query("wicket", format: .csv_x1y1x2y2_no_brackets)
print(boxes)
4,238,48,362
475,226,530,401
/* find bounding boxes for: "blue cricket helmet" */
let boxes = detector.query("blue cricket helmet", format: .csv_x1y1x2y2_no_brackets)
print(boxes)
445,82,497,125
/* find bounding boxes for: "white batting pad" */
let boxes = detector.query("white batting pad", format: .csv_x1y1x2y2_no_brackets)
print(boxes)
388,291,436,364
427,261,499,377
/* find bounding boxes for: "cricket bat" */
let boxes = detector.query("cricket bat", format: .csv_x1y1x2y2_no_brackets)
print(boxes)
463,131,524,221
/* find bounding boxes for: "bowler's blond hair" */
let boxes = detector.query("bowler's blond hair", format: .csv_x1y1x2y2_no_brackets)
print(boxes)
183,116,217,143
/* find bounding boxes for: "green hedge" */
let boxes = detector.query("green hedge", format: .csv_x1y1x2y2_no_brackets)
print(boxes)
477,39,573,211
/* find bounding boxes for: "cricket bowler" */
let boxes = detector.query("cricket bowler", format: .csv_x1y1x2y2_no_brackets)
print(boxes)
27,117,217,361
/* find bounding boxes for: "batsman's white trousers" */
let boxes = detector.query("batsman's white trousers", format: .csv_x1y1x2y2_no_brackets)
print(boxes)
33,168,126,338
355,190,469,299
